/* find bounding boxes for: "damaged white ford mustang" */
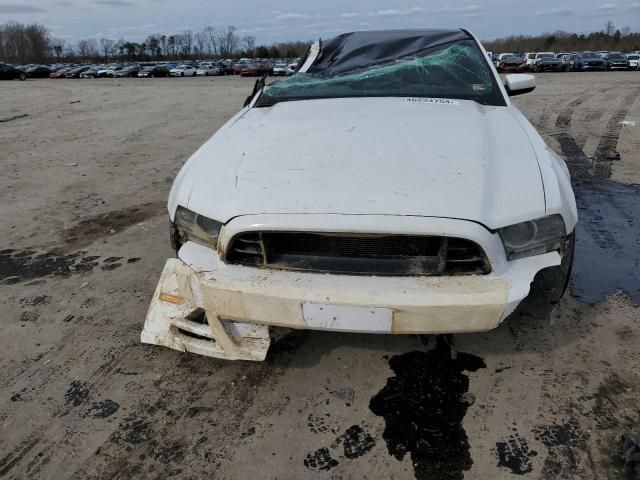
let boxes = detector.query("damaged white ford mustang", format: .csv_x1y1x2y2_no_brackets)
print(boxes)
142,29,578,361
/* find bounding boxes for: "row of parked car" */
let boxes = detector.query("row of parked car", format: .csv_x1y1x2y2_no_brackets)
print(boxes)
489,51,640,73
3,50,638,81
0,58,301,80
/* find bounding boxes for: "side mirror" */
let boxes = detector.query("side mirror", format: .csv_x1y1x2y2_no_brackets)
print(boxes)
504,74,536,96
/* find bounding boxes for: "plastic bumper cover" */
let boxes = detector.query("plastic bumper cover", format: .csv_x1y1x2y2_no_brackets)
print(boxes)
141,242,560,361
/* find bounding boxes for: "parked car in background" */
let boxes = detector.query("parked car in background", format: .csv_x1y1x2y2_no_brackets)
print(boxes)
138,65,170,77
560,54,579,71
240,63,273,77
272,63,288,76
114,65,141,77
218,62,234,75
524,52,537,69
196,63,220,76
497,55,527,73
574,52,606,71
25,65,52,78
170,64,197,77
531,52,555,70
50,67,72,78
534,56,563,72
627,54,640,70
0,63,27,80
233,62,248,75
80,67,100,78
286,61,299,75
604,52,630,70
65,66,91,78
98,65,124,77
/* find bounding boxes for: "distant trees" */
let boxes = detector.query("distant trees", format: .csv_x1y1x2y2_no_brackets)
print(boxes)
0,20,313,64
77,38,98,62
0,21,49,63
485,22,640,53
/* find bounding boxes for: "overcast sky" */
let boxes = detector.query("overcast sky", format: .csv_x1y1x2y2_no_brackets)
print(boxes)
0,0,638,44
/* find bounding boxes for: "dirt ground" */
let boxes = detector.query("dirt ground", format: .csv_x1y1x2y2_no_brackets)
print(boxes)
1,73,639,480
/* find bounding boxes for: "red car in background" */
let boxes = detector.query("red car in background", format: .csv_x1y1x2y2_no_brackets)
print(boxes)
49,67,72,78
240,63,273,77
497,55,527,73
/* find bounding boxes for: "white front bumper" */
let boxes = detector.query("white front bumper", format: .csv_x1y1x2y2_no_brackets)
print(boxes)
142,215,560,361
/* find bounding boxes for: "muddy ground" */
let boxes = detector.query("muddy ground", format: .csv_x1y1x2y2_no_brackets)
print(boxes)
1,73,639,480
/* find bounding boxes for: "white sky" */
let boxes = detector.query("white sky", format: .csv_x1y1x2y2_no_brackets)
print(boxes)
1,0,638,43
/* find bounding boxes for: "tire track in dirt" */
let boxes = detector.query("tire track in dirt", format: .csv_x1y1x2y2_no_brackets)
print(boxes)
555,94,588,129
591,88,639,179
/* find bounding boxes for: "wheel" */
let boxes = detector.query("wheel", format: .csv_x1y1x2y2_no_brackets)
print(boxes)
181,72,184,77
205,72,208,76
19,72,27,81
529,231,575,303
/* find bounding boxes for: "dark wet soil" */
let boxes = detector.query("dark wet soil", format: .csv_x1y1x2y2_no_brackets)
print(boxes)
58,202,164,253
554,129,640,305
85,399,120,419
369,336,485,480
303,424,375,472
495,433,538,475
64,381,90,407
0,248,141,285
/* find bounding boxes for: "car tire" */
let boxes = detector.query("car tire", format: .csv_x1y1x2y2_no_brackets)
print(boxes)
19,72,27,81
529,231,575,304
181,72,184,77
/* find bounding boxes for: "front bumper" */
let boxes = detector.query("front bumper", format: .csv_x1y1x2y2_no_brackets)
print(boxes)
142,233,560,360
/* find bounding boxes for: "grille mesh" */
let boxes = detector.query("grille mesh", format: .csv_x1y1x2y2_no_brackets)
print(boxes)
225,232,490,276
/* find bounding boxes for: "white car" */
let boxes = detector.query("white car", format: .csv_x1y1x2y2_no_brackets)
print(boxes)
196,63,220,76
143,29,578,361
625,54,639,70
531,52,555,70
272,63,288,76
286,61,298,75
170,64,197,77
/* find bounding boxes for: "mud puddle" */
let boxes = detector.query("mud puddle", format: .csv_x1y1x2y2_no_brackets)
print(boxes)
0,249,139,285
554,132,640,305
369,336,485,480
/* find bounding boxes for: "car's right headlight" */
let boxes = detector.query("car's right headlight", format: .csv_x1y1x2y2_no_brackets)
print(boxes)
499,215,566,261
171,206,222,251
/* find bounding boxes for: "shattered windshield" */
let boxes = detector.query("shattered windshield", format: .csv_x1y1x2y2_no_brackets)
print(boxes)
256,39,505,107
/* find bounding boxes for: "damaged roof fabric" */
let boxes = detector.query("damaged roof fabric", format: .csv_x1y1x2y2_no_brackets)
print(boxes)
307,29,471,76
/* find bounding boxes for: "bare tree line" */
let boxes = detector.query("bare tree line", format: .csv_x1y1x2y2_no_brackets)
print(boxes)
484,22,640,53
3,20,639,65
1,22,309,64
0,22,49,63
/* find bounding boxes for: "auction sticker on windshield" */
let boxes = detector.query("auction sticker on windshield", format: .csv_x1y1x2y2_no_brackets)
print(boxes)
403,98,460,105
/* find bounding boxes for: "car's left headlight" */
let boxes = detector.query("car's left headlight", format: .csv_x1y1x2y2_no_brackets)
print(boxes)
499,215,566,260
171,206,222,251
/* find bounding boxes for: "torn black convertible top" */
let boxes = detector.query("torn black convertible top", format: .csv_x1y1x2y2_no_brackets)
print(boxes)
305,29,471,76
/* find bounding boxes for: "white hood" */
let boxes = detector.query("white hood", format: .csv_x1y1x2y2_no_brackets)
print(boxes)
172,97,546,230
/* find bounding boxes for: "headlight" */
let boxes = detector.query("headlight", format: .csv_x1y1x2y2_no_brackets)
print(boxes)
172,206,222,251
499,215,566,260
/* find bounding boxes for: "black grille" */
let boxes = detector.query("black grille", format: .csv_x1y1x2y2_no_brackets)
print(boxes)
225,232,490,276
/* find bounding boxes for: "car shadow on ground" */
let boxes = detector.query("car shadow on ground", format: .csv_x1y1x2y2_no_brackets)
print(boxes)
265,292,591,370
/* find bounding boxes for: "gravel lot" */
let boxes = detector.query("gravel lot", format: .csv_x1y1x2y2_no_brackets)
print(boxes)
1,73,639,480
